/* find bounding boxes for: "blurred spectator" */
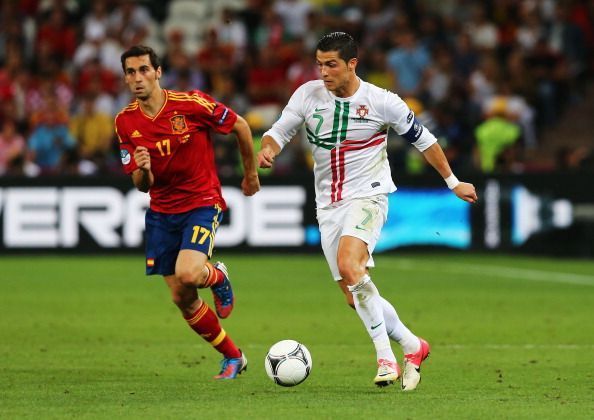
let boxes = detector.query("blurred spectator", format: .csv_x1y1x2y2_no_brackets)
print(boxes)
425,48,456,105
162,50,205,92
361,0,397,49
75,57,119,98
107,0,154,47
286,39,319,93
35,7,77,65
273,0,313,40
69,93,114,165
247,47,286,106
27,95,76,174
464,4,499,51
386,29,432,98
0,119,26,175
363,47,394,91
237,0,266,50
73,4,124,74
474,103,522,173
254,6,286,49
196,28,235,91
214,8,248,63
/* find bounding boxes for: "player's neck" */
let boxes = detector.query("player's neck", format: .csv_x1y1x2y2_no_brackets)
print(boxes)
138,88,166,117
333,76,360,98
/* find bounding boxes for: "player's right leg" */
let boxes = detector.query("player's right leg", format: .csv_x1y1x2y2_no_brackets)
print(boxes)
175,205,235,318
165,275,246,379
402,338,430,391
144,209,245,379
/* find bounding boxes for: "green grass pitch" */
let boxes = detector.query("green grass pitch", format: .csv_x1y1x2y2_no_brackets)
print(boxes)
1,253,593,419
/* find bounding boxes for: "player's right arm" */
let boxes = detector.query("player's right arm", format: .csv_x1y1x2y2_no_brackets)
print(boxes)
258,135,282,168
258,85,307,169
131,146,154,193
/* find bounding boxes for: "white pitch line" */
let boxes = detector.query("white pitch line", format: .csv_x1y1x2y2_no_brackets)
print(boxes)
393,260,594,287
441,344,594,350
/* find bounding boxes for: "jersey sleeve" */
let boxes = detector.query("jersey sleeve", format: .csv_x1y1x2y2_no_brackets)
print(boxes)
114,114,138,175
383,90,437,152
262,85,306,150
188,90,238,134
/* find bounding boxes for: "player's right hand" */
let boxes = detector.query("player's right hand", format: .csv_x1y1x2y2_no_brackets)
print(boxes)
257,147,275,168
134,146,151,171
242,172,260,196
453,182,478,203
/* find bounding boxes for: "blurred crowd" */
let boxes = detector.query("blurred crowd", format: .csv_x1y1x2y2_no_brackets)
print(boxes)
0,0,593,178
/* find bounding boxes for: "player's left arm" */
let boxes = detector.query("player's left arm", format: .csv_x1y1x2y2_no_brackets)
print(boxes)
231,115,260,196
422,143,478,203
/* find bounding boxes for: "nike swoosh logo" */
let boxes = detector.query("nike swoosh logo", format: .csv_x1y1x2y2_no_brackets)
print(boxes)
371,322,383,330
314,107,328,112
355,225,367,231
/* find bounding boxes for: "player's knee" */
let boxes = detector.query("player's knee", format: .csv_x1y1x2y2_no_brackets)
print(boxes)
175,268,200,288
337,259,364,283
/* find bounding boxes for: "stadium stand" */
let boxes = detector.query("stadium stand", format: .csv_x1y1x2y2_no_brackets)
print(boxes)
0,0,592,177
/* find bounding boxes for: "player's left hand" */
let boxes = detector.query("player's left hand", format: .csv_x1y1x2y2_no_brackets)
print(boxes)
453,182,478,203
241,172,260,196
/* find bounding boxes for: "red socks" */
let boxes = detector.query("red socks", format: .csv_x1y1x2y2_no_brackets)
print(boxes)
202,262,224,288
184,301,240,358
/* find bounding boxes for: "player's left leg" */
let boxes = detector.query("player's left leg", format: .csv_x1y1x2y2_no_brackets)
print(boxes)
337,236,399,387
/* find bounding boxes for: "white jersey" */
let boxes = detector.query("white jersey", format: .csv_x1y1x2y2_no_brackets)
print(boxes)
264,79,437,208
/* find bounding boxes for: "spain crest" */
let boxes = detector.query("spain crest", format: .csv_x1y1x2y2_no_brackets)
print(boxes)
170,114,188,134
356,105,369,118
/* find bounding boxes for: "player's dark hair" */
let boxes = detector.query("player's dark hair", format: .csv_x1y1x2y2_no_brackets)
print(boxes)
120,45,161,72
316,32,358,62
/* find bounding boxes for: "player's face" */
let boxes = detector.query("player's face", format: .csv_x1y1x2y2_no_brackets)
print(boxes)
123,55,162,101
316,50,357,96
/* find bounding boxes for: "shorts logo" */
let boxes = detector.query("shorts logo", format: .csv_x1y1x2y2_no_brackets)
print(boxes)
170,115,188,134
146,258,155,267
120,149,131,165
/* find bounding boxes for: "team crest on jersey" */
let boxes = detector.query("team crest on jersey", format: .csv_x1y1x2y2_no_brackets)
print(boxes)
351,104,370,123
170,115,188,134
356,105,369,118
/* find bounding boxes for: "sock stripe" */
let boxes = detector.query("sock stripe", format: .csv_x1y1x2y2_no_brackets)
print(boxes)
210,329,227,346
203,262,217,288
185,302,209,326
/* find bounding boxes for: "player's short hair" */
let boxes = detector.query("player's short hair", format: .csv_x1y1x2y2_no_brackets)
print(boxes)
120,45,161,72
316,32,358,62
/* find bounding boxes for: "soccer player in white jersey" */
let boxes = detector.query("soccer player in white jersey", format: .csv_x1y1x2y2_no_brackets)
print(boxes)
258,32,477,390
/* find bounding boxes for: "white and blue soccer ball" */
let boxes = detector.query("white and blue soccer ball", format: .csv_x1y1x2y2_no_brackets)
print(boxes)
264,340,312,387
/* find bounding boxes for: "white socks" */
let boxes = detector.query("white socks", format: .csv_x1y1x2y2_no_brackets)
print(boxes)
348,275,396,361
347,274,421,358
380,296,421,355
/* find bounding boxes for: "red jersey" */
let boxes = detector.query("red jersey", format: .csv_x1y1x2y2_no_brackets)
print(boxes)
115,89,237,213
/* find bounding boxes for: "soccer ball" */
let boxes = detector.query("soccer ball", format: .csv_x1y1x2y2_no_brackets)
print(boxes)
264,340,312,387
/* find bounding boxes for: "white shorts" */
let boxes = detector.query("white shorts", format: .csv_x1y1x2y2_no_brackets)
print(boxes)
316,195,388,281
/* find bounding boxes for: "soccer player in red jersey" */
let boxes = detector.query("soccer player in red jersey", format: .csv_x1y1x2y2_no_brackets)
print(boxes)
115,45,260,379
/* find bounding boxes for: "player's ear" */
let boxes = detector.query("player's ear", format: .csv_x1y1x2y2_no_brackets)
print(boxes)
348,58,358,72
156,66,162,80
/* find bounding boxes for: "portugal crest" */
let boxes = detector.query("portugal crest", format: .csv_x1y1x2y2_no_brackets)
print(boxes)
356,105,369,119
170,114,188,134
